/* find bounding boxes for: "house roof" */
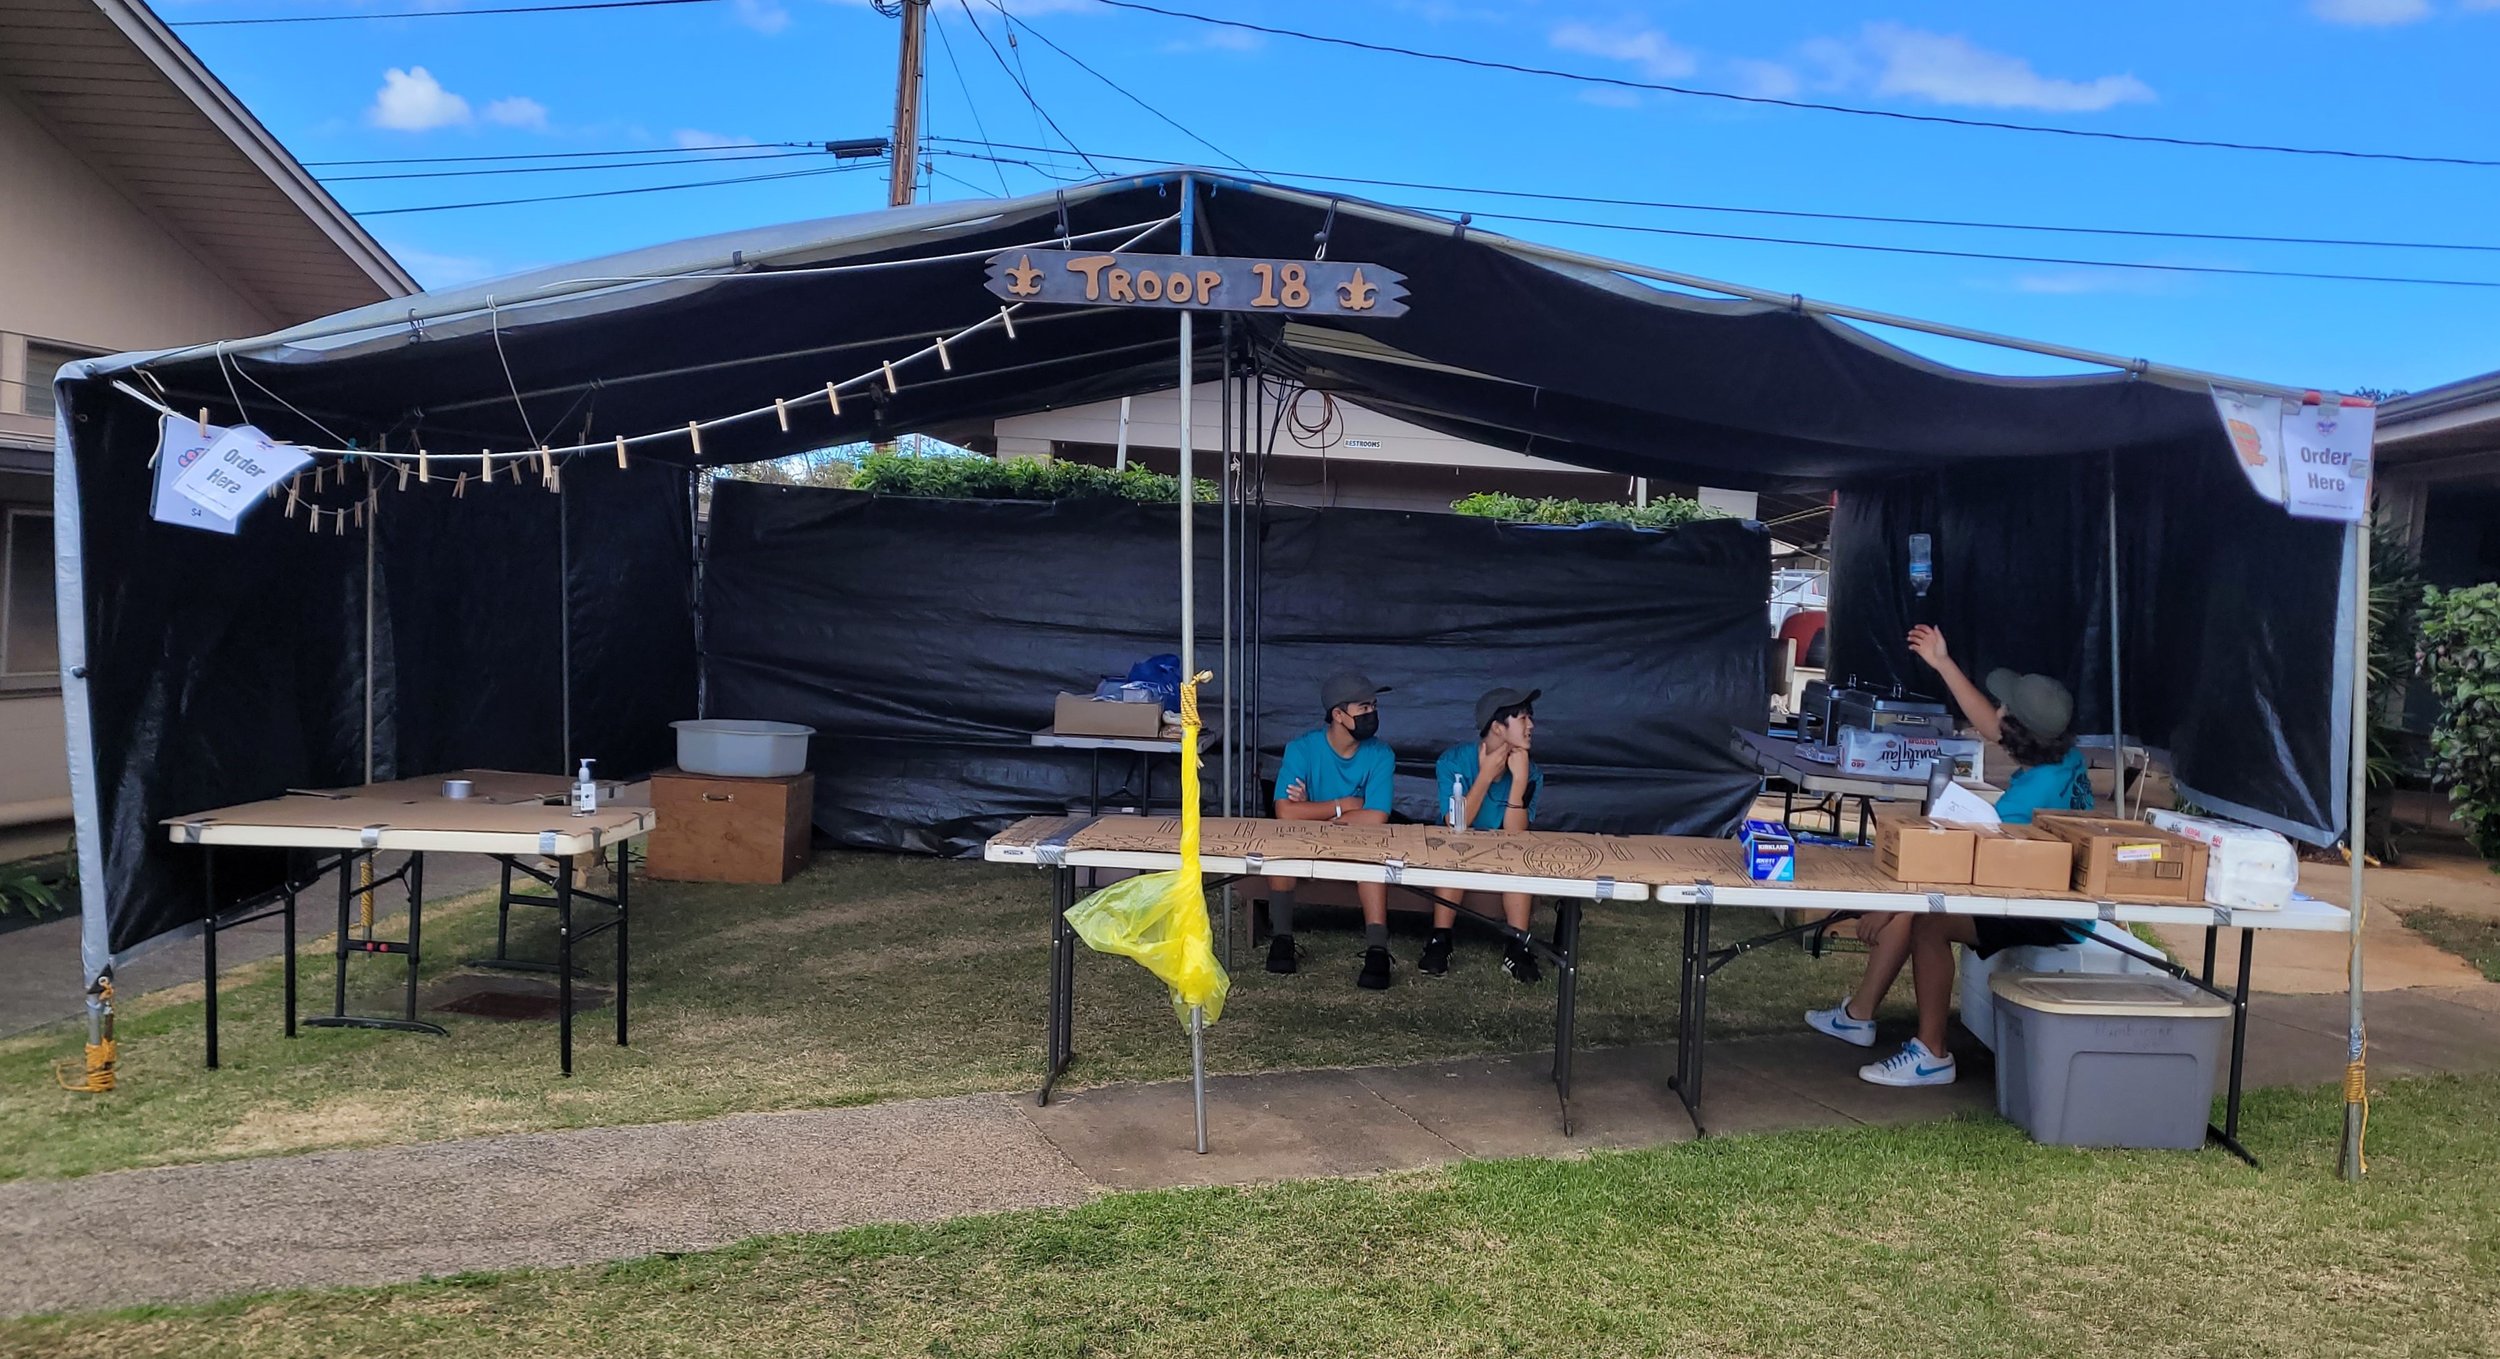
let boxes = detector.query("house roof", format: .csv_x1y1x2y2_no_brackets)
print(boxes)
0,0,414,323
2376,368,2500,480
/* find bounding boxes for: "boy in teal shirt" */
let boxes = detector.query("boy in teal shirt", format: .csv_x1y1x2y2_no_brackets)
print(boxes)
1420,687,1545,982
1265,671,1400,988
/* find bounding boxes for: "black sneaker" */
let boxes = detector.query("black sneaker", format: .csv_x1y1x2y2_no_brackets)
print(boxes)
1357,945,1395,990
1417,933,1453,977
1266,933,1300,975
1500,940,1543,985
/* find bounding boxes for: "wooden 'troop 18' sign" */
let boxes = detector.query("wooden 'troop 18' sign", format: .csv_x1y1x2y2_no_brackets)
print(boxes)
984,250,1409,318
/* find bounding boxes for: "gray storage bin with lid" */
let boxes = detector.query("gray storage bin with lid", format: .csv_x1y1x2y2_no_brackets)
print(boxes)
1989,971,2232,1150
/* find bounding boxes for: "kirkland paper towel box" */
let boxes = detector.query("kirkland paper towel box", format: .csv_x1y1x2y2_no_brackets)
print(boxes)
2030,815,2209,902
1968,824,2075,893
1876,815,1976,884
1052,691,1167,740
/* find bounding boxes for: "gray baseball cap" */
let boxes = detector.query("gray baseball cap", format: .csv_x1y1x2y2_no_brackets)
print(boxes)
1321,671,1389,712
1474,687,1541,733
1985,668,2074,739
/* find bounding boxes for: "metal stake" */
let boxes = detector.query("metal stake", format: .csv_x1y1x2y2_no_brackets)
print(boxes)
1191,1003,1208,1154
2341,516,2371,1181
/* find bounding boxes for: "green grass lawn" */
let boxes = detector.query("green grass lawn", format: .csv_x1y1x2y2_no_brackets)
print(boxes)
0,853,1893,1181
6,1073,2495,1358
2405,907,2500,983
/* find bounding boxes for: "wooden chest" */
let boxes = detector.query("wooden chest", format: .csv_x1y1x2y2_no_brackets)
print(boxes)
645,769,814,883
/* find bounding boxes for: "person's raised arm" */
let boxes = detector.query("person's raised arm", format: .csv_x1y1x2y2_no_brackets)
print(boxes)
1907,624,2000,742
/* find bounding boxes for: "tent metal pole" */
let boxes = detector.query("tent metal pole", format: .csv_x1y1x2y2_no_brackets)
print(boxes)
364,460,377,786
1220,316,1235,818
2106,456,2125,818
1191,1004,1208,1153
559,476,572,773
1178,175,1196,694
2341,516,2371,1182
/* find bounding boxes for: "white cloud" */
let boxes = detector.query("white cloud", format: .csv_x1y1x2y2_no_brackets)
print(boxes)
483,96,548,131
1726,58,1801,99
673,128,758,151
733,0,790,32
368,66,470,131
1161,27,1261,53
1550,20,1698,79
1859,23,2154,112
383,244,498,288
2309,0,2431,23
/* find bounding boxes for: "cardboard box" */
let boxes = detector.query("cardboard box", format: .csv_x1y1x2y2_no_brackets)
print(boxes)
2030,814,2210,902
1875,815,1976,884
1052,691,1168,740
1968,823,2074,893
1741,819,1796,882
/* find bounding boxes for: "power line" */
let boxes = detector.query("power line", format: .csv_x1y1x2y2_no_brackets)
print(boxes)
931,7,1016,196
953,0,1103,177
980,0,1257,178
930,149,2500,289
174,0,723,25
1084,0,2500,170
925,138,2500,256
353,159,880,216
321,148,829,183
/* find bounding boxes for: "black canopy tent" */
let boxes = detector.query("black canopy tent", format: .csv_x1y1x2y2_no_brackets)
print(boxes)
51,168,2360,1013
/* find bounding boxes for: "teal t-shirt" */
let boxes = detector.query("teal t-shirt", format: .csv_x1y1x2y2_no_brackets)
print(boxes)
1275,729,1395,812
1994,747,2093,825
1433,743,1542,830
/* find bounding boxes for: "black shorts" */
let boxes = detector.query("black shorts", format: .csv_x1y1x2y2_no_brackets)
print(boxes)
1968,917,2088,960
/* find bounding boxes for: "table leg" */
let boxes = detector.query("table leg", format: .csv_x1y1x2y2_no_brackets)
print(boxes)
558,854,576,1077
2210,928,2258,1166
1551,900,1583,1135
615,840,631,1048
203,848,219,1070
496,857,514,962
1088,752,1102,817
331,851,352,1019
1667,898,1711,1135
2201,926,2218,988
282,880,297,1039
1041,865,1076,1105
402,852,425,1024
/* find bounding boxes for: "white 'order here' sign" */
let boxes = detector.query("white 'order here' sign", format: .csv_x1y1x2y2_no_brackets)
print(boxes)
2208,386,2375,523
170,424,312,520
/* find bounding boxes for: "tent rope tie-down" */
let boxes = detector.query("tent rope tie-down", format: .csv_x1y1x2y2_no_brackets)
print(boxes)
54,976,116,1094
104,210,1184,483
1062,671,1230,1029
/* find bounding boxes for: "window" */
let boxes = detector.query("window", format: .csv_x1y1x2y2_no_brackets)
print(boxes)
21,342,89,421
1,508,57,691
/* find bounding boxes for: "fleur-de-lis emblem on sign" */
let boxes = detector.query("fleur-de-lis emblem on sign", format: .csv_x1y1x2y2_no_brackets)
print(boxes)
1337,267,1378,312
1003,254,1044,297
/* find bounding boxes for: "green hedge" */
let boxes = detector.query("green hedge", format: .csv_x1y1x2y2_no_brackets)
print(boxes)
2422,582,2500,866
1450,491,1723,529
851,451,1216,503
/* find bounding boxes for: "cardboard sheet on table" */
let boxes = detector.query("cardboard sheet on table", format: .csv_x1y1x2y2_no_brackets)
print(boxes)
167,793,653,845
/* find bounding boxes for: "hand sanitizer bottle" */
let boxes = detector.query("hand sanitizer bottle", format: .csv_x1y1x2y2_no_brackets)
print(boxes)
1448,773,1467,833
572,758,598,813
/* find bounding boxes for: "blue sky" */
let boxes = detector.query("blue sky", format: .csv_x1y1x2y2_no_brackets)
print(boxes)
166,0,2500,392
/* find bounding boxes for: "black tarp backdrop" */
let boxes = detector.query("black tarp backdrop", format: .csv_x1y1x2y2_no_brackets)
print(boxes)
70,379,697,954
702,481,1769,855
1827,439,2349,842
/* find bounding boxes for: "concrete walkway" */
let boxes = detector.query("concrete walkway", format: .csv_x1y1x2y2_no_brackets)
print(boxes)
6,981,2497,1318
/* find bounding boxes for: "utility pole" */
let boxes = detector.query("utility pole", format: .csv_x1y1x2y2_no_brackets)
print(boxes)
887,0,927,206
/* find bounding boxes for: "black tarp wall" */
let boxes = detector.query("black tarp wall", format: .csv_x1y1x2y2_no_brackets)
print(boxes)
1827,438,2350,842
702,481,1769,855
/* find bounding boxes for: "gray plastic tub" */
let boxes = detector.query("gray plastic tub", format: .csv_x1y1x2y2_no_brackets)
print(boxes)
1990,971,2231,1150
670,719,814,778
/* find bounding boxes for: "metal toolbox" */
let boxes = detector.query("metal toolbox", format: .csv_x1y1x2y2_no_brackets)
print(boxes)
1830,684,1952,738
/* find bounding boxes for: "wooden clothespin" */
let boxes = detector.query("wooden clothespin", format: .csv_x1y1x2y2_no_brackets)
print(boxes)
198,407,211,438
934,335,952,371
615,435,629,469
775,398,790,433
825,382,842,416
397,460,412,492
1000,306,1016,340
453,471,468,499
353,500,365,529
285,474,302,518
508,459,522,485
538,445,554,480
549,460,563,493
882,361,899,394
312,463,326,493
687,421,703,460
480,449,492,480
306,507,321,534
334,507,347,536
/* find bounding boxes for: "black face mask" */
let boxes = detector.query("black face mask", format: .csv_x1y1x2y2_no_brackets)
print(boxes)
1349,712,1381,742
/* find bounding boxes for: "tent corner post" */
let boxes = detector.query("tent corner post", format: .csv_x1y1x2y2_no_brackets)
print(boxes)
2106,454,2126,819
1191,1003,1208,1154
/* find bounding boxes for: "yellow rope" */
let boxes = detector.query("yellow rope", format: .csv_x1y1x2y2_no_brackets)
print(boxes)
54,978,117,1094
358,855,376,939
2344,1060,2371,1175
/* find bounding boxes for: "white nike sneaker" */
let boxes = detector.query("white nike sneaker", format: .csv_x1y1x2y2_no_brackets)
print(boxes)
1859,1038,1957,1087
1805,1000,1878,1048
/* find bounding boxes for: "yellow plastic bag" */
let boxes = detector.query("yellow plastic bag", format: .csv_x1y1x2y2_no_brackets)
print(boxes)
1063,673,1229,1027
